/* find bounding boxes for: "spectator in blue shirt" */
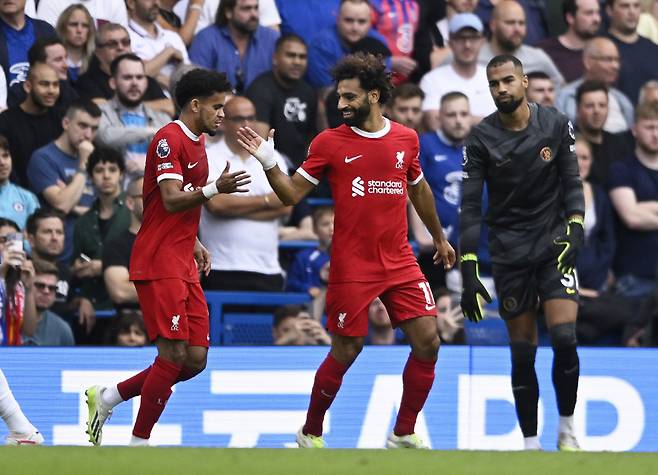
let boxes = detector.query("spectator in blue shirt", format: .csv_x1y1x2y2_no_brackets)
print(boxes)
27,99,100,263
0,0,56,87
306,0,389,91
286,205,333,299
0,134,39,230
276,0,340,45
189,0,280,94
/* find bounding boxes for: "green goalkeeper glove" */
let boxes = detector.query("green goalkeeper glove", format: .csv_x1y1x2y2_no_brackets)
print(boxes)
460,253,492,323
554,216,584,275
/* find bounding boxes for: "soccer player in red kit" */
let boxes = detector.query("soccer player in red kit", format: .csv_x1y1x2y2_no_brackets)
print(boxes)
237,52,455,449
84,69,251,446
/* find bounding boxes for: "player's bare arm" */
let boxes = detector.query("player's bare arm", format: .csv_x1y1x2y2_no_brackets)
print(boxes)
158,163,251,213
236,126,315,205
408,177,455,269
194,238,211,276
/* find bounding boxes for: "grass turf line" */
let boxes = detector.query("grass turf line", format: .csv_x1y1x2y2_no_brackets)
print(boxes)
2,447,657,475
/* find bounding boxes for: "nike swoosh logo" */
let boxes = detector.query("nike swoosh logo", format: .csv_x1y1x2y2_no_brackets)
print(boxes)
495,159,511,167
320,390,335,398
344,154,363,163
564,365,579,375
425,304,436,311
188,162,199,169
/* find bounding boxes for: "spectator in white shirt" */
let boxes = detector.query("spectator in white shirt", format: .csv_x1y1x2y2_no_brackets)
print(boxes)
125,0,189,91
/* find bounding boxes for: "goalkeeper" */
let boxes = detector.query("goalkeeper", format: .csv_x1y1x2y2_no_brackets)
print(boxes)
459,55,585,452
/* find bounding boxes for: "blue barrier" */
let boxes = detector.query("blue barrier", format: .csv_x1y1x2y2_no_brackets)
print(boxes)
0,346,656,450
205,291,311,345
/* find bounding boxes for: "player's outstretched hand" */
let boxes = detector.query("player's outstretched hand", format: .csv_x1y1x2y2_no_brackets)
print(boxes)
433,238,456,270
215,161,251,194
236,127,277,170
460,253,492,323
194,240,211,276
554,216,584,275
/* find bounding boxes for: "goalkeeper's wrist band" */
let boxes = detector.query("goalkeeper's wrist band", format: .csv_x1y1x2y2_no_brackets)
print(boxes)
202,181,219,199
568,215,584,226
461,253,478,263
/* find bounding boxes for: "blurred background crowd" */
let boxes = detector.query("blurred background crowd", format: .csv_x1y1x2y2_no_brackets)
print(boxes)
1,0,657,348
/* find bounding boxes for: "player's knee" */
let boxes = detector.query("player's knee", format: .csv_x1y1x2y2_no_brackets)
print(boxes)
331,338,364,364
412,333,440,359
510,341,538,370
549,323,577,350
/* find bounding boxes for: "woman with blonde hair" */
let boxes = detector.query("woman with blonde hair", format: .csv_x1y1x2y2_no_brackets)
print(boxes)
56,4,96,81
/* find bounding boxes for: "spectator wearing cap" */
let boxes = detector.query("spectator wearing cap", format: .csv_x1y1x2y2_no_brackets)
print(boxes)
477,0,564,86
420,13,495,131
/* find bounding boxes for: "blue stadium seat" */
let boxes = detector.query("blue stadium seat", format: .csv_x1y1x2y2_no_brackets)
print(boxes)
222,313,274,345
205,291,311,345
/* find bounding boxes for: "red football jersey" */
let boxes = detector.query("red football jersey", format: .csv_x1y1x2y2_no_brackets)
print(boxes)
130,120,209,282
299,119,424,283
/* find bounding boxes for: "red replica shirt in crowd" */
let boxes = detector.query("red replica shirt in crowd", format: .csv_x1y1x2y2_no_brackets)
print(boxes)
298,118,424,283
130,120,209,283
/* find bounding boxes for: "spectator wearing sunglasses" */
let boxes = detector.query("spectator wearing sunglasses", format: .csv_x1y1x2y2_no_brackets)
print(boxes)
22,260,75,346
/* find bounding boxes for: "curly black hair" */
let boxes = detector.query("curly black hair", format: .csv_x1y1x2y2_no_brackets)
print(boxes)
331,52,392,104
174,68,232,109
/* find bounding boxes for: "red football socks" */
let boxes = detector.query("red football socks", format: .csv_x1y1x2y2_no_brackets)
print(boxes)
132,357,182,439
117,365,201,401
303,354,348,437
394,354,436,436
117,367,151,401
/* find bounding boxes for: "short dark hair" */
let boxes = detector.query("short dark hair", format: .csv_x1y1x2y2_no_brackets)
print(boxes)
605,0,616,7
576,79,608,106
27,37,64,66
275,33,306,52
0,217,19,232
0,134,9,152
26,208,65,236
487,54,524,74
174,68,232,108
33,259,59,279
273,304,304,328
391,83,425,103
440,91,468,107
65,98,102,119
332,52,393,104
87,145,125,176
312,205,334,224
526,71,551,82
110,52,143,77
562,0,577,24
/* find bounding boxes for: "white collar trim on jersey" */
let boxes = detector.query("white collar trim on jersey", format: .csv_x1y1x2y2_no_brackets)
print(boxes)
174,120,200,142
350,117,391,138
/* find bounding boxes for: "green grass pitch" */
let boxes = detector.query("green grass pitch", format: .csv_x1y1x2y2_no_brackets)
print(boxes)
2,448,657,475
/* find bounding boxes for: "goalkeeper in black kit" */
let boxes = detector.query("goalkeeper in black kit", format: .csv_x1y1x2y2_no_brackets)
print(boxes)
459,55,585,451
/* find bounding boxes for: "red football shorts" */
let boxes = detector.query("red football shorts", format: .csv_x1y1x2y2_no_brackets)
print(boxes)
134,279,209,347
326,277,437,337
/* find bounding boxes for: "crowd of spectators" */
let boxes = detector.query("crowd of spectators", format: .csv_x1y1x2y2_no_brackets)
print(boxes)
1,0,657,348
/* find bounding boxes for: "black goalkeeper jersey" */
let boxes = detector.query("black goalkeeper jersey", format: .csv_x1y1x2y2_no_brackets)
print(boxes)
460,103,585,264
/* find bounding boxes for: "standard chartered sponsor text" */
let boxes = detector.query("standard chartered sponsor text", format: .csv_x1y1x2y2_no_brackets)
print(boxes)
367,179,404,195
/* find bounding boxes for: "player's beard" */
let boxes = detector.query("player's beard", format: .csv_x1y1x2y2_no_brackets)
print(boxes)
494,95,524,114
340,101,370,127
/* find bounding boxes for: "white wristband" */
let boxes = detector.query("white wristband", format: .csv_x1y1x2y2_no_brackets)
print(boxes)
201,181,219,199
254,136,277,170
188,4,203,12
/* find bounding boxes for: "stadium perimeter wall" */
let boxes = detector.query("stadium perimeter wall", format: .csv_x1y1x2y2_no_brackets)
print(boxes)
1,346,655,451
